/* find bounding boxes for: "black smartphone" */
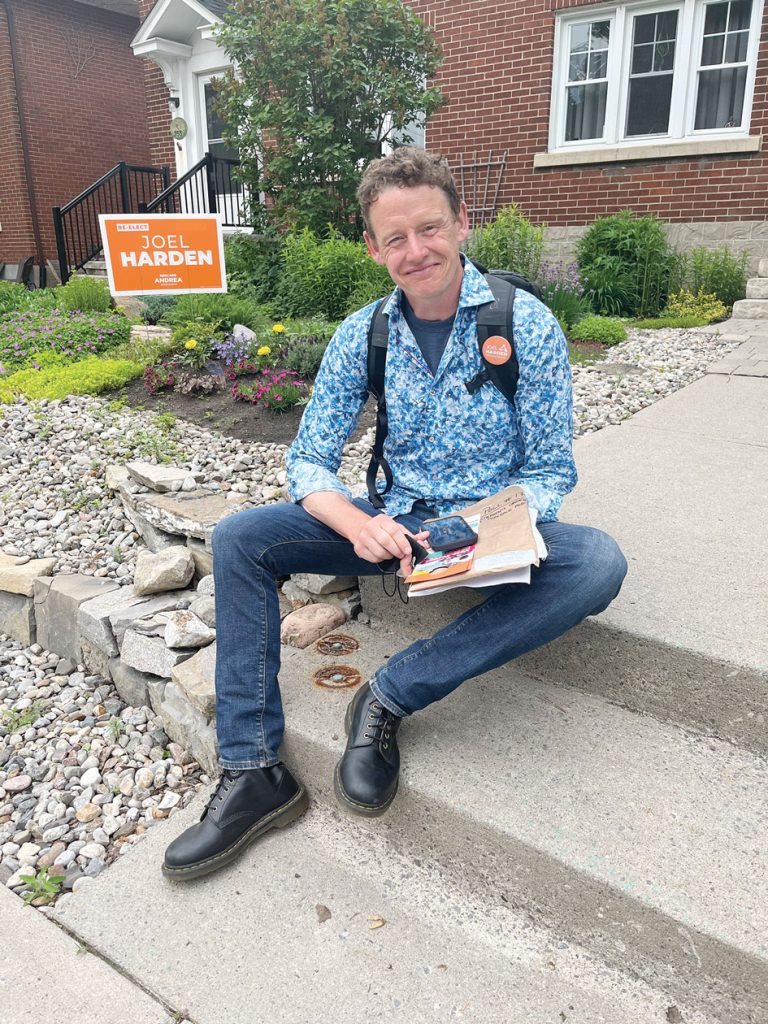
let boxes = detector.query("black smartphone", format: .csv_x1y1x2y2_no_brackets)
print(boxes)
425,515,478,552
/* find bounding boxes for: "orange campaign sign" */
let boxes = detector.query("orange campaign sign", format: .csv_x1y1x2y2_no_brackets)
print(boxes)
98,214,227,296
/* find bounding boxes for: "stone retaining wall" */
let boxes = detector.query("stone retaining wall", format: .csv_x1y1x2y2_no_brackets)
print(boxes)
0,462,362,778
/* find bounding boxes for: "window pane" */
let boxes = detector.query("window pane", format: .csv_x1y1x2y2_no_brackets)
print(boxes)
704,3,728,34
634,13,656,43
729,0,752,31
566,82,608,140
632,42,654,74
591,20,611,46
725,29,749,62
695,65,747,127
569,53,588,81
657,11,679,39
654,39,677,71
589,50,608,79
571,23,590,52
701,33,725,64
626,75,674,134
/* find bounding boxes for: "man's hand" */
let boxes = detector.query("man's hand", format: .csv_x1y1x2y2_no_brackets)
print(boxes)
300,492,429,576
351,514,430,576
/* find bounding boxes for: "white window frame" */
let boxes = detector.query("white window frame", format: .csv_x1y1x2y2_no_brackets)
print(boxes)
548,0,765,155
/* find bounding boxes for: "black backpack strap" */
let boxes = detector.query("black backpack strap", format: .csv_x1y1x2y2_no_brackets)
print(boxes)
465,274,519,403
365,300,393,509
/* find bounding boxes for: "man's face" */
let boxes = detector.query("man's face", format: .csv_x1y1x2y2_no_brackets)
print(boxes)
364,185,469,316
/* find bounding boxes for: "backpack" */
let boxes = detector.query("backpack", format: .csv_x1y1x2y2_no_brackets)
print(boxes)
365,264,543,508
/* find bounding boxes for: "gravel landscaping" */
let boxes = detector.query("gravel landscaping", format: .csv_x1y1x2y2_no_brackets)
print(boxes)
0,323,735,903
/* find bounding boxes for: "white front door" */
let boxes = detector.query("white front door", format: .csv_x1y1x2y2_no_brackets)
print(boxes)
198,74,245,223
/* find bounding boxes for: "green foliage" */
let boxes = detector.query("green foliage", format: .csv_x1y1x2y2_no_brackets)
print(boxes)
0,357,142,403
19,866,63,906
465,205,544,281
58,274,113,312
0,283,57,316
161,293,265,331
131,427,184,463
569,315,627,347
170,328,217,370
0,310,131,372
106,331,175,368
670,246,747,308
225,230,284,304
216,0,443,236
279,337,329,377
664,289,727,323
3,701,45,732
633,315,711,329
232,369,308,410
139,295,178,325
536,261,590,329
276,230,391,320
577,211,674,317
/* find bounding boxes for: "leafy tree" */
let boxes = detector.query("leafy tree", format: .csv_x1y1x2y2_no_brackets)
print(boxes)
216,0,443,237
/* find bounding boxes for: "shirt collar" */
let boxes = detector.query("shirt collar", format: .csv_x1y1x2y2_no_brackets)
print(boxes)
381,256,494,318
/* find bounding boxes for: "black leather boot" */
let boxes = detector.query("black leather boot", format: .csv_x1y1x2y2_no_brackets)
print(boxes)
334,683,402,816
162,763,308,880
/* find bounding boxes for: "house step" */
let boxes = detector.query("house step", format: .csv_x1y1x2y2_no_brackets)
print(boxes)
51,796,720,1024
746,278,768,299
82,259,108,279
57,616,764,1021
365,372,768,759
731,298,768,318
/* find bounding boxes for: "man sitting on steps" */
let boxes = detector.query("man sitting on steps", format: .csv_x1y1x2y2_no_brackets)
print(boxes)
162,147,627,881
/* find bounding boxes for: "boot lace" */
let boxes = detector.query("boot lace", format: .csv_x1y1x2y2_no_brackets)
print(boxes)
203,769,241,817
364,701,396,750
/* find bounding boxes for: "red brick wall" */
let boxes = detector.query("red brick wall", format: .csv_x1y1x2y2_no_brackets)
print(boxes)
0,6,33,263
0,0,153,267
408,0,768,226
138,0,175,173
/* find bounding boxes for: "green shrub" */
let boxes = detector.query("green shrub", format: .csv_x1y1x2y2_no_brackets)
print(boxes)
536,261,591,329
633,315,710,329
279,338,329,377
225,230,284,304
58,274,113,312
0,309,131,372
465,205,544,281
170,319,225,351
276,230,391,321
570,315,627,346
664,289,727,323
139,295,178,325
0,282,30,315
577,211,674,317
161,293,266,331
670,246,747,308
107,330,175,368
0,357,142,402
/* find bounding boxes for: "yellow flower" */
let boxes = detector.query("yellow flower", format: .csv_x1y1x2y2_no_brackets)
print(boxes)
272,323,285,334
257,345,271,357
184,339,198,350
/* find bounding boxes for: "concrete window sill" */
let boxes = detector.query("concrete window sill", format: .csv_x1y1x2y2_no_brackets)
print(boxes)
533,136,762,169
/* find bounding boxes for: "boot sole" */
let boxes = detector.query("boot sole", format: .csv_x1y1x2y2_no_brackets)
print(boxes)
161,786,310,881
333,690,398,818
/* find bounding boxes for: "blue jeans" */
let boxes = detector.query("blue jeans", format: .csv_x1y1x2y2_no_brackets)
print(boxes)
211,499,627,769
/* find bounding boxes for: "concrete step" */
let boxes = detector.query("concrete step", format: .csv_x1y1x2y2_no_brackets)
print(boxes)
51,797,720,1024
732,298,768,318
107,618,767,1021
745,278,768,299
360,372,768,758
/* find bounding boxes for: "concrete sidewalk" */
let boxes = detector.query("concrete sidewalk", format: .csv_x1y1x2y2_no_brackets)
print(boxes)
5,320,768,1024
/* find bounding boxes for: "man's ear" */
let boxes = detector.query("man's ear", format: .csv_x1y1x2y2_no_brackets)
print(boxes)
364,230,385,266
456,202,469,245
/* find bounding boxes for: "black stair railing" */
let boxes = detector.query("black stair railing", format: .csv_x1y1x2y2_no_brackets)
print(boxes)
52,162,169,284
140,153,252,228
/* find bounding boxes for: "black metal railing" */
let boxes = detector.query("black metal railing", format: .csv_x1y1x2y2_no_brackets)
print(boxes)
140,153,252,227
52,162,170,284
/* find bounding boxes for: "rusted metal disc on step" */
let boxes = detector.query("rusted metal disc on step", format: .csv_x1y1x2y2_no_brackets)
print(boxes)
312,665,361,690
315,634,360,655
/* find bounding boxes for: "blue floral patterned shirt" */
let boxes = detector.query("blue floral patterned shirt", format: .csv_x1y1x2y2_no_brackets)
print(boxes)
285,258,576,522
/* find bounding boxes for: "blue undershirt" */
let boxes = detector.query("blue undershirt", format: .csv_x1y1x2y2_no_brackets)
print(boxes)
401,295,455,377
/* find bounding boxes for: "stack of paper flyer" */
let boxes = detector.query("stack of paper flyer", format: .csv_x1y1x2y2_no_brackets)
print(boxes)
405,486,547,597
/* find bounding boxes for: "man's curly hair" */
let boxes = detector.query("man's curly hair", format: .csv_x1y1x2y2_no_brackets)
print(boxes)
357,147,461,236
